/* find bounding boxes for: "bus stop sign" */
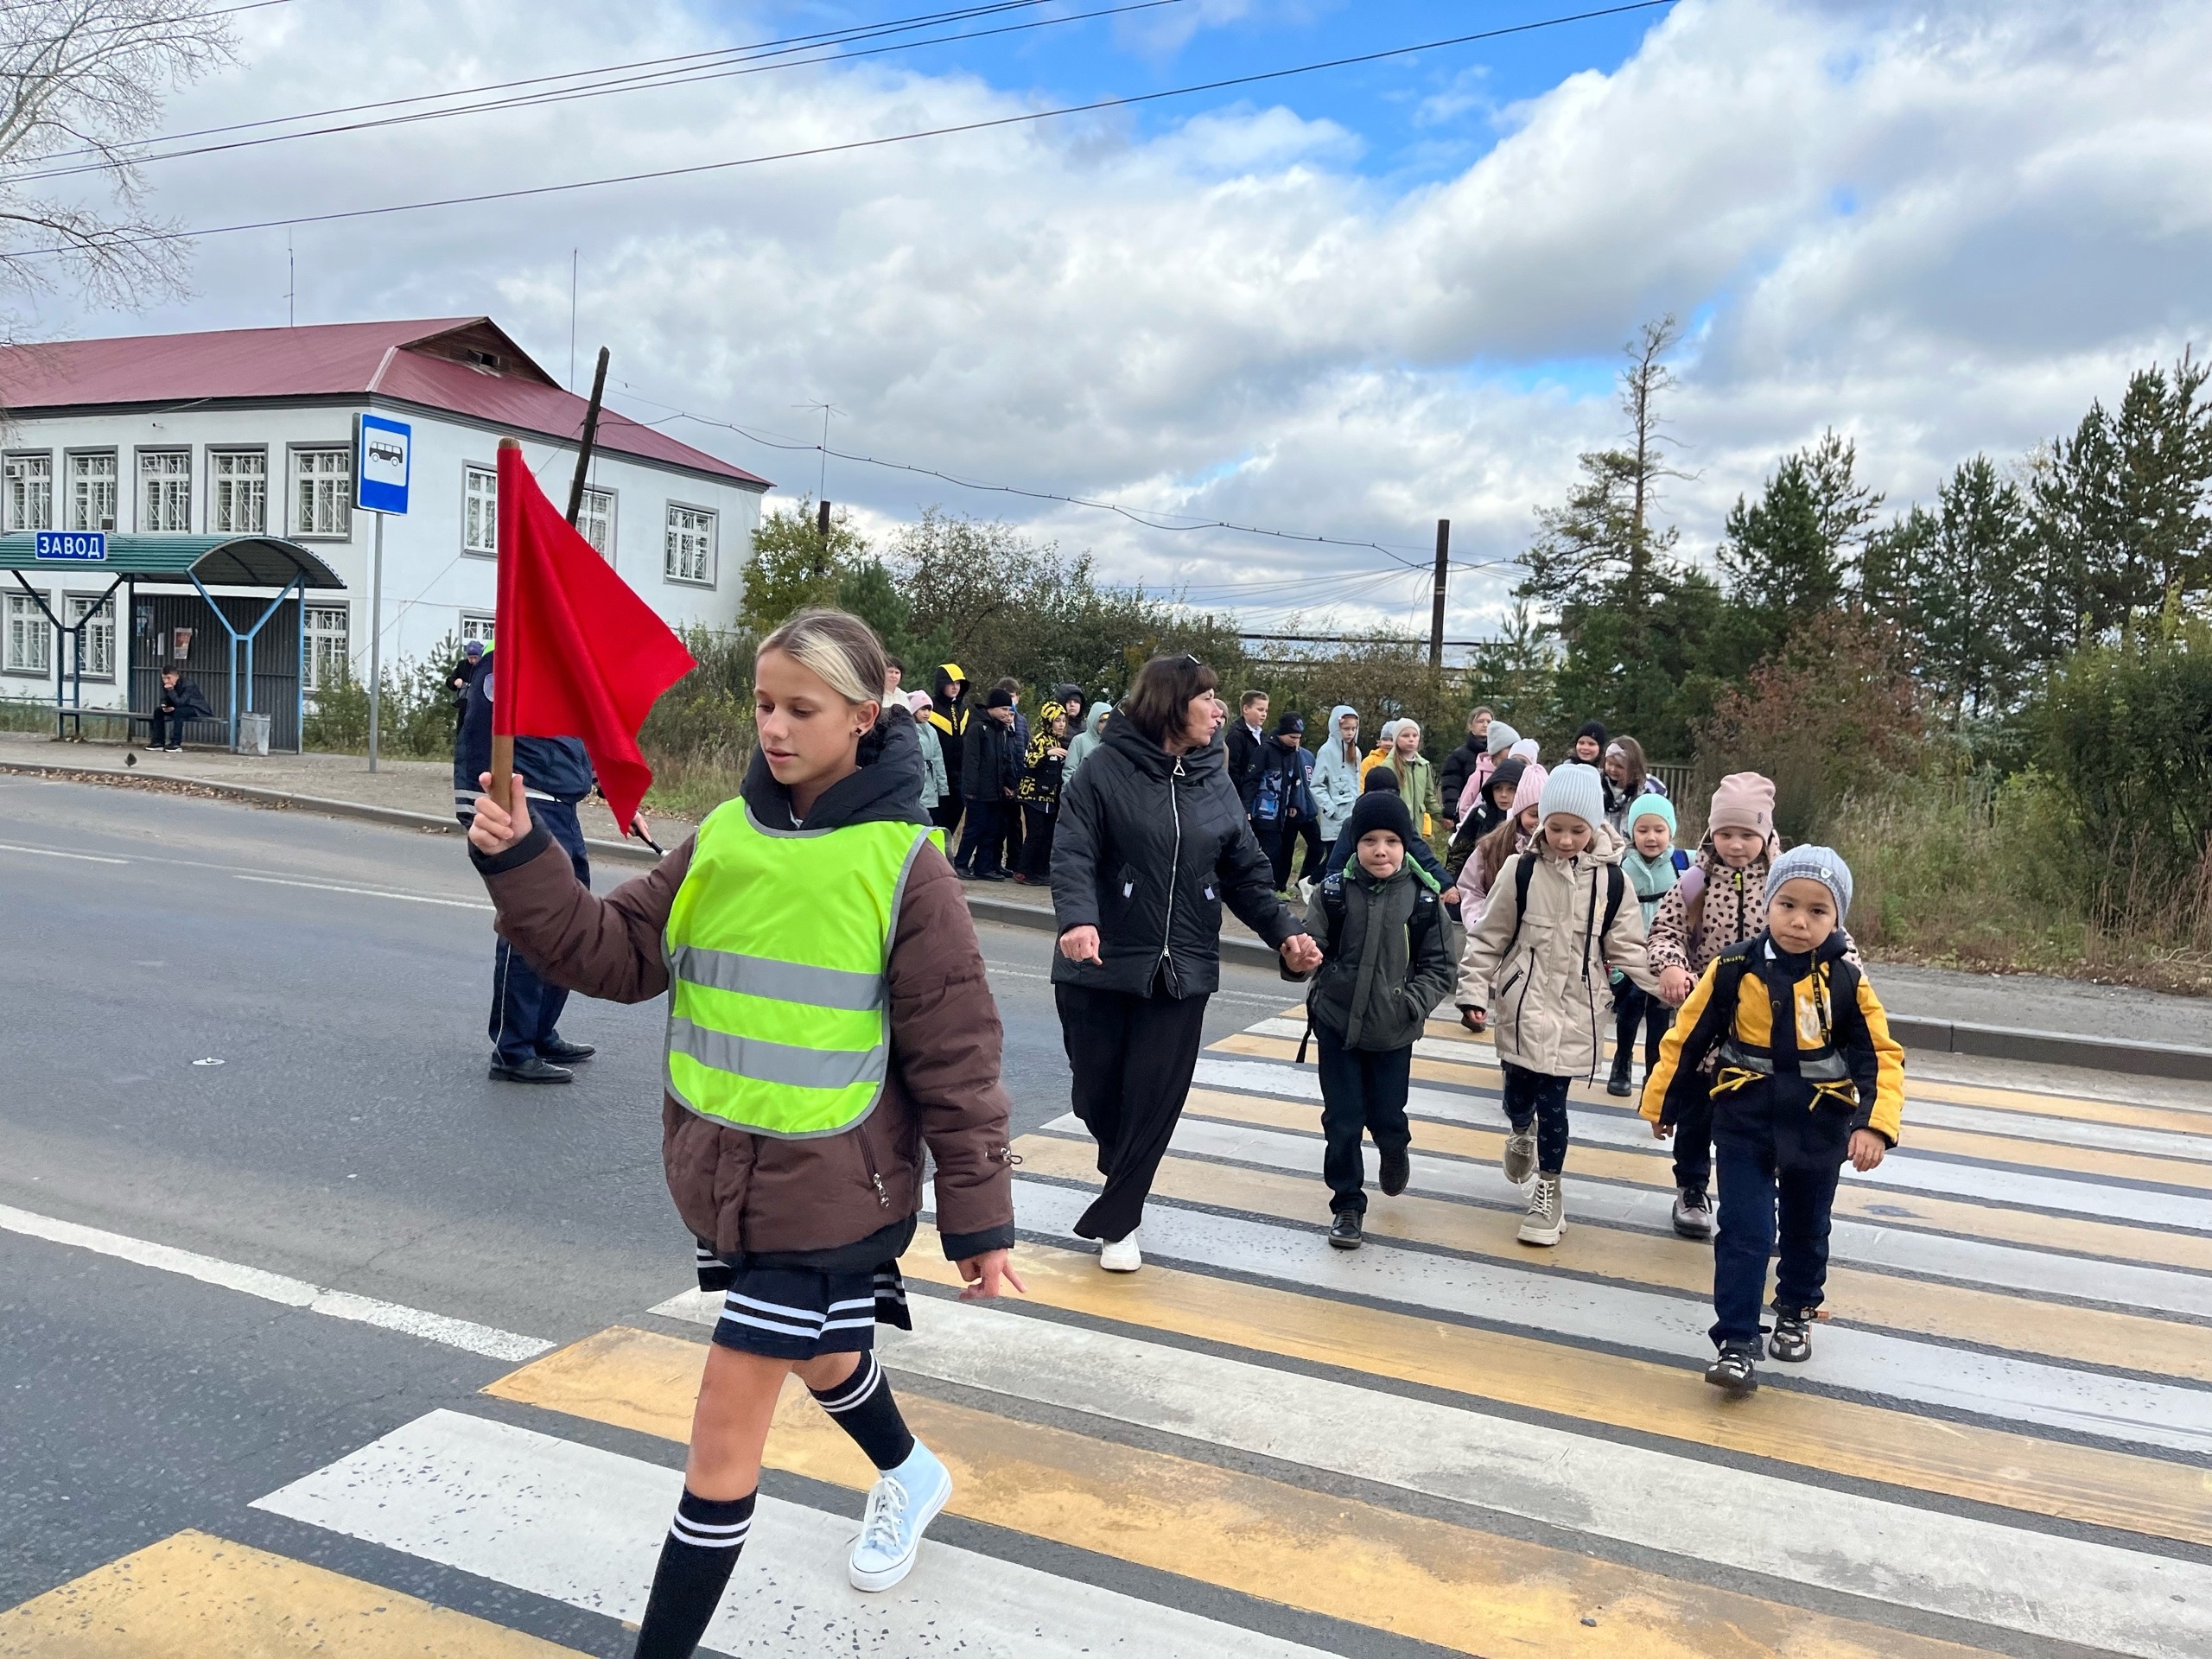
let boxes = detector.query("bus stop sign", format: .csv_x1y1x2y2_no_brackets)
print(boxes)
357,415,411,515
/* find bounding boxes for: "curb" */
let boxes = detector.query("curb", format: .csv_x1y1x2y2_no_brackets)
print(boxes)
15,757,2212,1083
0,758,663,867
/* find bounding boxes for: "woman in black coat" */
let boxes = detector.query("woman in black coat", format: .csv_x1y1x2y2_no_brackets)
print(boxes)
1048,654,1322,1269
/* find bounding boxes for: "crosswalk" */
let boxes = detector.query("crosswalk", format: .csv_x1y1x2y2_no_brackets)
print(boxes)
8,1001,2211,1656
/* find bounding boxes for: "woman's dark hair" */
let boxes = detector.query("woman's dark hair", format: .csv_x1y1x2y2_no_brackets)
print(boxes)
1122,653,1218,747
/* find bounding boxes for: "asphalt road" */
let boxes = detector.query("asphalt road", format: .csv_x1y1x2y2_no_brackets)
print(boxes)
0,774,1306,1636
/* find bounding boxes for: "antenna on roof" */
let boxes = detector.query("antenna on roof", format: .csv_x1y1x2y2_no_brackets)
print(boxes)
569,249,578,390
286,231,295,327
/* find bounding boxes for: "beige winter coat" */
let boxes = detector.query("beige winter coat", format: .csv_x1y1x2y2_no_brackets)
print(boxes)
1457,821,1662,1079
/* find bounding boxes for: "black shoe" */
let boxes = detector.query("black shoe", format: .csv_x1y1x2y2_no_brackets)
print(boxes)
537,1038,596,1063
975,869,1009,882
1705,1343,1758,1395
1328,1211,1363,1249
1378,1146,1411,1198
1605,1057,1633,1096
1770,1307,1814,1363
489,1057,573,1084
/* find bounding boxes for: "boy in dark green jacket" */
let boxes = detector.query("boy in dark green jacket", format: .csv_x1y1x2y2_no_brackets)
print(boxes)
1287,791,1457,1249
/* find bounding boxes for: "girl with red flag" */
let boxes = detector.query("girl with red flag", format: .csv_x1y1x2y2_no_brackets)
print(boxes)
467,607,1024,1657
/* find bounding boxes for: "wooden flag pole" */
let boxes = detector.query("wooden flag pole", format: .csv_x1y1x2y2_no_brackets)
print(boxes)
564,346,610,528
492,435,522,815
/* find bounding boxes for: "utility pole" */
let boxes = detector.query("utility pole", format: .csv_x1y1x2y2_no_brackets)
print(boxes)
1427,518,1451,670
813,499,832,577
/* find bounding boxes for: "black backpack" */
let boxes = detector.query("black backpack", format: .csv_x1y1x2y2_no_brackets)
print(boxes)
1296,874,1442,1062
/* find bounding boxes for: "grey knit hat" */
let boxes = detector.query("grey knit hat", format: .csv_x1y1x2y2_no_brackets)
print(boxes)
1768,843,1853,919
1485,719,1522,757
1537,763,1605,830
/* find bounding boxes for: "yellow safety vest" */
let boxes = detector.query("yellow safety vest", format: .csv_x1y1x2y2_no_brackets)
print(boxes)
663,801,938,1138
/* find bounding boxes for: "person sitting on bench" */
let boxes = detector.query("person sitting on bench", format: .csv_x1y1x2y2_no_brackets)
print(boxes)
152,667,213,752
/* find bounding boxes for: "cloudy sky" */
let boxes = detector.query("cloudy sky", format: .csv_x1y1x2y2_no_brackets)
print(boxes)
16,0,2212,642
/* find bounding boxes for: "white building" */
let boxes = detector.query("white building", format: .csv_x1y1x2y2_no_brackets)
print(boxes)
0,316,769,746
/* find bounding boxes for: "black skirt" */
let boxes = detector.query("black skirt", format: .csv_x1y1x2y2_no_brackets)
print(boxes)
695,1246,912,1360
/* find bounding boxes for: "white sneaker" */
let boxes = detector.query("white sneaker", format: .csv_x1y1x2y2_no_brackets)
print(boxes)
849,1440,952,1592
1518,1173,1566,1247
1098,1230,1142,1272
1501,1128,1538,1187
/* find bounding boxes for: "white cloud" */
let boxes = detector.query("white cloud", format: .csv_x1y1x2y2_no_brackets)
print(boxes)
20,0,2212,636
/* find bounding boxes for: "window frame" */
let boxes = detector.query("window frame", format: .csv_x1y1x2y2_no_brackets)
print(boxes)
577,484,616,562
136,446,194,534
65,449,119,533
64,590,117,683
458,611,496,650
3,590,53,677
461,464,499,558
663,501,718,588
208,446,270,536
302,602,350,695
288,443,353,541
4,451,54,533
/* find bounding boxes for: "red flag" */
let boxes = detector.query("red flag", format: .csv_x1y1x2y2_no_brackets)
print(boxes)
493,442,696,833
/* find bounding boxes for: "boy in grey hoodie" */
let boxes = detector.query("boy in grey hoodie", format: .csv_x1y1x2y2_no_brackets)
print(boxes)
1287,790,1457,1249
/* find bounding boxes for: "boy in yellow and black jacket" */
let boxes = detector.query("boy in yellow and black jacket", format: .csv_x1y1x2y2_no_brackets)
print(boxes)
1640,845,1904,1395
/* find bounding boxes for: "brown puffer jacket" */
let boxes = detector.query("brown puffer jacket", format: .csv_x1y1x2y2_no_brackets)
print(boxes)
474,717,1015,1268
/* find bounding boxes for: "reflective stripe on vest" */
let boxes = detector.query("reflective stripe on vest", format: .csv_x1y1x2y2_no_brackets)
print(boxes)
663,800,938,1138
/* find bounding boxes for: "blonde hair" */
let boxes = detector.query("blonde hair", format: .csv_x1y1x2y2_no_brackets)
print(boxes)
757,607,887,707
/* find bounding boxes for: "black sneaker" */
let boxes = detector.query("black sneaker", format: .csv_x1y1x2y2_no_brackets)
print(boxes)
1328,1211,1363,1249
538,1038,596,1063
489,1057,573,1084
1377,1146,1410,1197
1770,1307,1815,1363
1705,1343,1758,1395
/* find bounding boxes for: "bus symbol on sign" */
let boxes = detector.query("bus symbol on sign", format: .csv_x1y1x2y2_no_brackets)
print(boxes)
35,531,106,562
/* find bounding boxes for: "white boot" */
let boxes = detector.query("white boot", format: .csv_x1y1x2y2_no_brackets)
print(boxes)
1098,1230,1142,1272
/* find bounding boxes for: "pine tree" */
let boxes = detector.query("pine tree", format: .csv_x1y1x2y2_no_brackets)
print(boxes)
1718,430,1883,658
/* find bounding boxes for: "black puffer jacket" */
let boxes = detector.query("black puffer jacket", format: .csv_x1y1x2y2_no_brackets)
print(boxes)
1049,711,1305,998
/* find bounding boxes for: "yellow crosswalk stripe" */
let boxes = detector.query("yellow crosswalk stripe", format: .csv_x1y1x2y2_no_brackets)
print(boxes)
1183,1084,2212,1274
490,1325,2002,1659
0,1529,580,1657
1011,1132,2212,1384
895,1225,2212,1548
1220,1032,2212,1186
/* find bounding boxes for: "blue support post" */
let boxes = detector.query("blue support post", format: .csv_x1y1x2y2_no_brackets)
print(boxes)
189,572,306,750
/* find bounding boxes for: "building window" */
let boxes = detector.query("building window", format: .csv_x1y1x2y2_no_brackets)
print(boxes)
4,592,50,675
303,605,350,692
292,447,352,537
462,466,497,556
5,454,53,531
67,452,118,532
138,449,191,532
211,450,268,534
577,486,615,559
664,504,716,586
66,594,115,681
459,612,495,650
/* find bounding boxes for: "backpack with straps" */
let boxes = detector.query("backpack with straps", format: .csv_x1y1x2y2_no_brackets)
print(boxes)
1499,849,1625,969
1295,872,1442,1063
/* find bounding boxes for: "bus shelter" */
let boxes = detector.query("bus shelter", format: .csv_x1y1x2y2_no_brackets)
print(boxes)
0,534,345,753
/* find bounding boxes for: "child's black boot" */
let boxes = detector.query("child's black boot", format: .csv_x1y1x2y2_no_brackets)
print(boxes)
1605,1050,1633,1096
1328,1211,1363,1249
1769,1306,1815,1363
1705,1342,1759,1396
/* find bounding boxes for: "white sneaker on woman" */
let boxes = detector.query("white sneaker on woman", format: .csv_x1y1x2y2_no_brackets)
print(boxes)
1099,1230,1142,1272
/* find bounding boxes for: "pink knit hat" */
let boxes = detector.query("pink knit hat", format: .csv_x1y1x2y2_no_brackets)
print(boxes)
1708,772,1776,838
1510,763,1549,817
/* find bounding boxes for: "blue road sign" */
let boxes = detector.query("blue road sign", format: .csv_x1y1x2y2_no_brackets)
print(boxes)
35,530,105,562
357,415,412,515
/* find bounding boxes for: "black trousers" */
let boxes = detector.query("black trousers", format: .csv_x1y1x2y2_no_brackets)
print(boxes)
489,798,587,1064
1019,804,1057,880
931,797,963,838
150,708,191,747
1671,1084,1715,1192
1612,982,1673,1074
1253,819,1296,888
954,798,1006,874
1315,1026,1412,1215
1712,1105,1844,1346
1054,976,1211,1243
1295,821,1327,880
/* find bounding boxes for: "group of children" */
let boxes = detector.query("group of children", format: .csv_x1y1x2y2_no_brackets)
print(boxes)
1291,758,1907,1394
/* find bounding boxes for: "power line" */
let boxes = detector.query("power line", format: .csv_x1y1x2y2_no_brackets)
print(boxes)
0,1,1675,260
7,0,1175,184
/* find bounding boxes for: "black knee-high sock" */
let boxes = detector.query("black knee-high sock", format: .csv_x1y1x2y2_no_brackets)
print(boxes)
632,1488,754,1659
808,1351,916,1471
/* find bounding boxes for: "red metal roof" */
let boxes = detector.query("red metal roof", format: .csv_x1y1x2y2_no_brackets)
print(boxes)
0,317,770,488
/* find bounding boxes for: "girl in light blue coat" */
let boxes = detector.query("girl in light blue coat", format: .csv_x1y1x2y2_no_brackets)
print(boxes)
1311,703,1363,860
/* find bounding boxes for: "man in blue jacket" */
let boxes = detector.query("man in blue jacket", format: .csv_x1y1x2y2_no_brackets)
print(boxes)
453,648,606,1084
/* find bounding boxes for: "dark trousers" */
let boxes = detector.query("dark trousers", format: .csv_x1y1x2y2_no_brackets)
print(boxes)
1019,804,1057,880
150,708,189,747
931,797,963,839
1670,1086,1715,1193
1315,1027,1412,1215
490,798,588,1065
1054,976,1211,1243
1611,982,1672,1075
1501,1062,1572,1173
955,798,1006,875
1001,801,1025,871
1253,819,1296,888
1711,1108,1844,1347
1296,821,1327,880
